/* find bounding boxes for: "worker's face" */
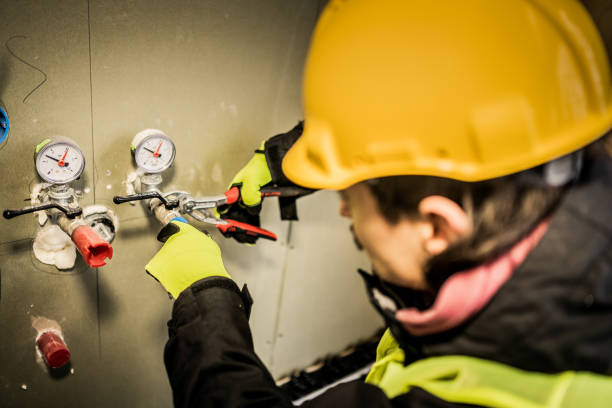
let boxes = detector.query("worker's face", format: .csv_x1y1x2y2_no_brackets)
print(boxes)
339,183,430,289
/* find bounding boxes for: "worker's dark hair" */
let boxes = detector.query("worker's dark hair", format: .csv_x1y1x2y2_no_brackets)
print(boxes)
368,175,562,290
366,136,612,291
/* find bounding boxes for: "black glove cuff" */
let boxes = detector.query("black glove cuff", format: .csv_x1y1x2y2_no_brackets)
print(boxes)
190,276,253,319
264,121,318,220
264,121,303,185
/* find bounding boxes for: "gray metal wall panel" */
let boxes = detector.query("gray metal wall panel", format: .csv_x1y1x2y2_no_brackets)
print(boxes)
0,0,94,243
0,241,100,407
270,192,383,376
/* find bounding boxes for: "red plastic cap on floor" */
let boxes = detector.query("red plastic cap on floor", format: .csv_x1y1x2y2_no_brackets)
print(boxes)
37,331,71,368
72,225,113,267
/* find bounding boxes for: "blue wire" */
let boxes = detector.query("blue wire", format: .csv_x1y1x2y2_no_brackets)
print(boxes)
0,106,9,145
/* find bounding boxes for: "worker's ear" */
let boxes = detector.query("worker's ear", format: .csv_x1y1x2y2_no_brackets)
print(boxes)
418,195,470,255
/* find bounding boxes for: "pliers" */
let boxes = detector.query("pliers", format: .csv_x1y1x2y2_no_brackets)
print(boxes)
170,186,278,241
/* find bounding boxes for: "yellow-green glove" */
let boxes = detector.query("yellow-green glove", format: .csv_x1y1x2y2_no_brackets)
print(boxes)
145,221,231,299
227,140,272,207
218,122,314,244
216,141,272,244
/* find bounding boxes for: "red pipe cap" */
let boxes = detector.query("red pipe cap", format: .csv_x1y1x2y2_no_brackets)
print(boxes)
36,331,71,368
72,225,113,267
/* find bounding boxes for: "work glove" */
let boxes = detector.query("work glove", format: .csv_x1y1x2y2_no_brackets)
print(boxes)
229,140,273,208
217,140,272,244
145,220,231,299
219,122,315,244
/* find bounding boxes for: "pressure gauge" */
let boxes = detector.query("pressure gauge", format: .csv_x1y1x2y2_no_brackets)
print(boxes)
34,137,86,184
131,129,176,174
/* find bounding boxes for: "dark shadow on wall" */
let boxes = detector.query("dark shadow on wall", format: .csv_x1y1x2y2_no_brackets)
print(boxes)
49,361,72,380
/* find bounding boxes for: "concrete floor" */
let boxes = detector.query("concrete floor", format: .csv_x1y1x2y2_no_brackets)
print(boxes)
0,1,382,406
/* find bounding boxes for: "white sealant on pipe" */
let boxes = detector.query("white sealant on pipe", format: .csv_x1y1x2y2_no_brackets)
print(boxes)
30,182,52,226
122,170,144,204
31,316,62,339
82,204,120,240
84,204,120,228
32,225,76,269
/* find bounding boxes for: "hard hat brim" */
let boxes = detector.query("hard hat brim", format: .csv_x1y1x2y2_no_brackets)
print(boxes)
283,106,612,190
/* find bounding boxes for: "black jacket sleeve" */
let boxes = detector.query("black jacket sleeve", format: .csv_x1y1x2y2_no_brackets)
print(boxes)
164,277,483,408
164,276,292,408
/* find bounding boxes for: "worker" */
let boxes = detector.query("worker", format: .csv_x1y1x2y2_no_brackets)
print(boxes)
144,0,612,406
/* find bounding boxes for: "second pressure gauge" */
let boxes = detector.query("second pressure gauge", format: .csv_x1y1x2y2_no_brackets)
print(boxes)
35,137,86,184
131,129,176,173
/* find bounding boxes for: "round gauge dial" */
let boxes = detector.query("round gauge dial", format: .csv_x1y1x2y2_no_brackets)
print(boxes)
132,129,176,173
35,138,86,184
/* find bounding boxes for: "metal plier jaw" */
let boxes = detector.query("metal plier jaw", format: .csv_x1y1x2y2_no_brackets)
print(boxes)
164,191,227,225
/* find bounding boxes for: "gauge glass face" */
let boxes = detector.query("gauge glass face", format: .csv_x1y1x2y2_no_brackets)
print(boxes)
36,142,85,184
134,135,175,173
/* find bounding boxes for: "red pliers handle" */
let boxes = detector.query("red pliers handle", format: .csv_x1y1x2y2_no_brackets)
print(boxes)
216,218,277,241
218,185,312,242
218,187,280,241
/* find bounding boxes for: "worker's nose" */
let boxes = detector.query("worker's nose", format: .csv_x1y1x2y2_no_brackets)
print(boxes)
339,196,351,218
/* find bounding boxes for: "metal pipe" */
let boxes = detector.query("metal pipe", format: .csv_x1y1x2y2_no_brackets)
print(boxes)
150,199,182,225
57,214,86,236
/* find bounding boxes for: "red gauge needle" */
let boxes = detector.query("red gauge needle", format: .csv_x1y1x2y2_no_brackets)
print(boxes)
58,148,69,167
154,142,163,158
143,147,162,157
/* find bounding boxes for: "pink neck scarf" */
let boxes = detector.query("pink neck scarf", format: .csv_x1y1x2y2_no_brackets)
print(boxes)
395,219,551,336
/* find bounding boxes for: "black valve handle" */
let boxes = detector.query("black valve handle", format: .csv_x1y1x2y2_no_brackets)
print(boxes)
113,192,179,209
3,203,82,219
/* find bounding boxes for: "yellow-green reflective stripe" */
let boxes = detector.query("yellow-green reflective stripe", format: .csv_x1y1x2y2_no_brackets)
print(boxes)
366,331,612,408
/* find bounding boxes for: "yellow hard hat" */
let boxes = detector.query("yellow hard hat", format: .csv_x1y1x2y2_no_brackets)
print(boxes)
283,0,612,190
